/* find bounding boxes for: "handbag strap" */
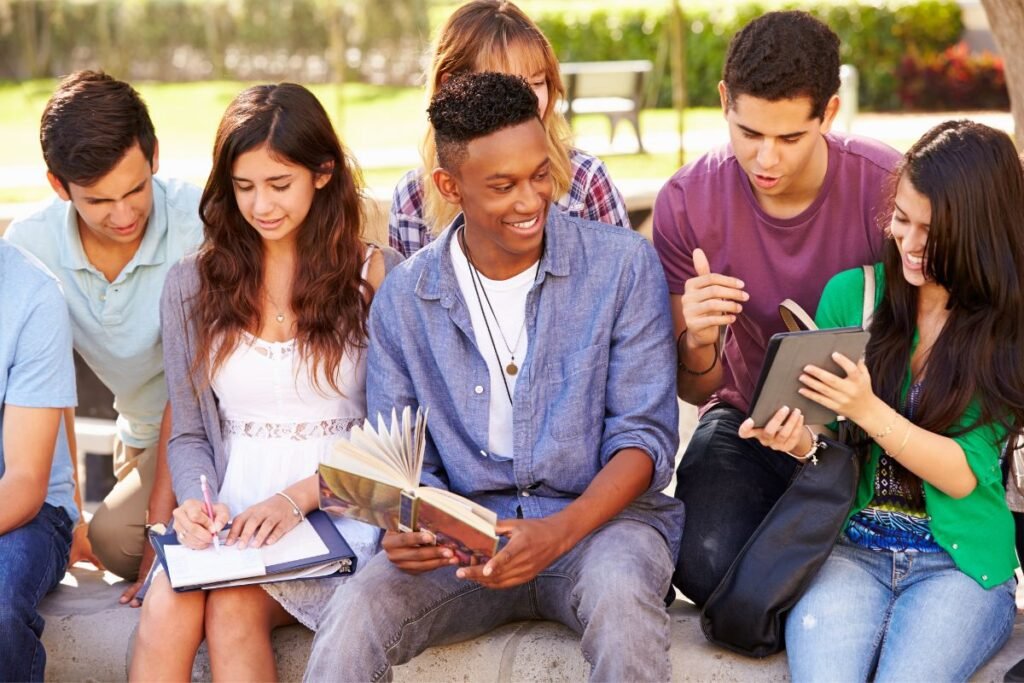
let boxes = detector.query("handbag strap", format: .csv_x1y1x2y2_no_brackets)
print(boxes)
778,299,816,333
780,264,877,334
861,264,876,330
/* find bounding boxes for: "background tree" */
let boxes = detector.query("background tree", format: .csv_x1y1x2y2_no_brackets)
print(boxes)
981,0,1024,147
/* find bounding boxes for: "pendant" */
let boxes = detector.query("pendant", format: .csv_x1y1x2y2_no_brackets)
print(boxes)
506,362,518,376
275,313,285,323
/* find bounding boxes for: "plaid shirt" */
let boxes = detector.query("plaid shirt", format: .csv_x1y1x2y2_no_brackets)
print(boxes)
388,148,632,257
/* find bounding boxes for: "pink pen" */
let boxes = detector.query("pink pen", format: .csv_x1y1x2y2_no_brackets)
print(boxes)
199,474,220,551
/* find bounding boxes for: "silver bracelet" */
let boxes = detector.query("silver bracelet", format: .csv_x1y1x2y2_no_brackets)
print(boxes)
788,426,823,465
275,491,305,522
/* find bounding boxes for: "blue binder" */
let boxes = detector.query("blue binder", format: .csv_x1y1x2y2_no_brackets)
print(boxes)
150,509,356,592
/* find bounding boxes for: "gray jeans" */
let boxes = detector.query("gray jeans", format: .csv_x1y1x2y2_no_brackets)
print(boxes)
304,519,674,682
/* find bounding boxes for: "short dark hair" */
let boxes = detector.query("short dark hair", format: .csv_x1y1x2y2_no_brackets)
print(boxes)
40,70,157,189
427,71,539,171
722,11,840,120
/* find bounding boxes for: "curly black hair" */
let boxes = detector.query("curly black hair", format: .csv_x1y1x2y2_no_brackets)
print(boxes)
722,11,840,120
428,71,540,171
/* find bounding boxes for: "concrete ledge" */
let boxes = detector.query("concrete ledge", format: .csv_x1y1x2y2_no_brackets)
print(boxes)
40,566,1023,681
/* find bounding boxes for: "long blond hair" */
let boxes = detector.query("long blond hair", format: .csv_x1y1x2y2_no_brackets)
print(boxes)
421,0,573,233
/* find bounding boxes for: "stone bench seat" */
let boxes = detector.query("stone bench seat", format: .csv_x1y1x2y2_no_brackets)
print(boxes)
40,565,1023,681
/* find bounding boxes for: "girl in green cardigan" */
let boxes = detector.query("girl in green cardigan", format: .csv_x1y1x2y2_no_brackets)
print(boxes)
741,120,1024,681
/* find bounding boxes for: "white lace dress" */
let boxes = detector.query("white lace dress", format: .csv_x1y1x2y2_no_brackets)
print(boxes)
210,329,380,630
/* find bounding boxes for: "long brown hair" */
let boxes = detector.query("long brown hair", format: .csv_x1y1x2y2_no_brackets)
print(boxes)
420,0,573,232
864,121,1024,472
193,83,368,394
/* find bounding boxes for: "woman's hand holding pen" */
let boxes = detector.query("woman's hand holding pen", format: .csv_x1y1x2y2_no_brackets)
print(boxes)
172,499,229,550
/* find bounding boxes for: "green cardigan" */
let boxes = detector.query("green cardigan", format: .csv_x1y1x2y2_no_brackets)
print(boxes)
815,263,1017,589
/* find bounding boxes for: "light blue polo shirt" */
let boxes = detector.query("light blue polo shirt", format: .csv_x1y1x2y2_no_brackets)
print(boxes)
0,241,79,524
5,177,203,449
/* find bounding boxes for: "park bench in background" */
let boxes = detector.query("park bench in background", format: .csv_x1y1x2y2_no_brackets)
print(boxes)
560,60,652,152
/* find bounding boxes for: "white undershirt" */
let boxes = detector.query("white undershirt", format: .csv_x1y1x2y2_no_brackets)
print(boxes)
450,235,538,460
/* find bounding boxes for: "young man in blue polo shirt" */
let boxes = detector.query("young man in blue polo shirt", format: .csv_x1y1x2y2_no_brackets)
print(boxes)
0,241,79,681
306,72,683,681
5,71,204,605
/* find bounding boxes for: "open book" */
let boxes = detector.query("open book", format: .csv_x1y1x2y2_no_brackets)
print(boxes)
318,406,499,566
150,510,355,592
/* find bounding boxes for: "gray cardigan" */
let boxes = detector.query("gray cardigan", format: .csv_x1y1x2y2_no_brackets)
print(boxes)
160,245,404,504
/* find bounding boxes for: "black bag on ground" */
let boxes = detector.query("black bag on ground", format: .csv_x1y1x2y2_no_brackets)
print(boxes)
699,265,875,658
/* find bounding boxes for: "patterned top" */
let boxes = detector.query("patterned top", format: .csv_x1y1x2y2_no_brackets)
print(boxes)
846,381,943,552
388,148,631,257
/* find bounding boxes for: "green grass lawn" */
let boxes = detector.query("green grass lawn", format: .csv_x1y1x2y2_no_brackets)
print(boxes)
4,78,990,207
0,79,720,203
1,79,428,166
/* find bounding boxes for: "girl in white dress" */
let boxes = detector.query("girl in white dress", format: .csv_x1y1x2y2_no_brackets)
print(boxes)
131,83,389,681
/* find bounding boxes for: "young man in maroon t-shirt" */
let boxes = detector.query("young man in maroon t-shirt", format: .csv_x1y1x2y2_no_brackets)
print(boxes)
652,11,900,607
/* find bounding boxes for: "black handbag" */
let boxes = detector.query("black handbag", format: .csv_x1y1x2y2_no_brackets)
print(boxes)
698,265,875,658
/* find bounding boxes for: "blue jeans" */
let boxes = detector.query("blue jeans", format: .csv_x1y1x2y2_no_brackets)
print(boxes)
0,503,72,682
305,520,674,682
786,539,1017,682
672,404,798,606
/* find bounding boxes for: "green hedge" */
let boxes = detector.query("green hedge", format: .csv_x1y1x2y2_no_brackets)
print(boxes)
535,1,964,111
1,0,964,111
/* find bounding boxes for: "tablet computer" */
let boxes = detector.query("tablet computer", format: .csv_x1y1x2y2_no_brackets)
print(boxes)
747,327,870,428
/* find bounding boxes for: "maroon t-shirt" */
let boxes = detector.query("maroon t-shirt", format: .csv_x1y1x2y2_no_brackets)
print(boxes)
653,132,899,414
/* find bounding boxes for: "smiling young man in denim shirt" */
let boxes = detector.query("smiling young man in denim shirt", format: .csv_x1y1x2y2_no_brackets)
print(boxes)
306,72,683,681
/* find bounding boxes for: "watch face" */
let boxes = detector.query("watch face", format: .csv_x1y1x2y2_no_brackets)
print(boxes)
146,522,168,535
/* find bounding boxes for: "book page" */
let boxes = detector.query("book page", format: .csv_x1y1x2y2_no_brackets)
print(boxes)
320,407,432,532
422,487,498,526
164,543,266,589
413,407,428,485
342,421,409,485
327,440,408,487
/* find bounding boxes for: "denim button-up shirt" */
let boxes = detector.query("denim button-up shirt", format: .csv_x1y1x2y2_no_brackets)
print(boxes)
367,211,684,557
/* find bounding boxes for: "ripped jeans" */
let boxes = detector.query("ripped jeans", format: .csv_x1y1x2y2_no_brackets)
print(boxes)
786,538,1017,683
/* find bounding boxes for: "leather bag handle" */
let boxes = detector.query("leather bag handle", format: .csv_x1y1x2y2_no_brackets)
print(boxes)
780,265,876,334
778,299,817,333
